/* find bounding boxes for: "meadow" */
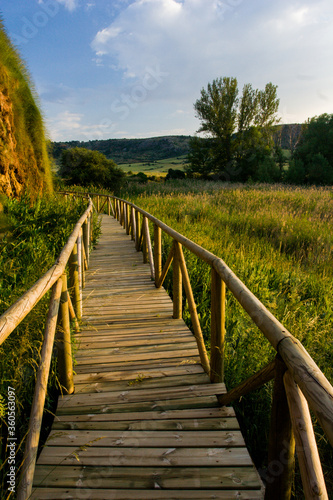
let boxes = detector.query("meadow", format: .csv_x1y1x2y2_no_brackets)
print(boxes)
122,180,333,495
118,155,187,176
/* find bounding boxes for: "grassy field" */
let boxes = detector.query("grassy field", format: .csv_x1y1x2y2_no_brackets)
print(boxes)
121,180,333,497
119,155,187,176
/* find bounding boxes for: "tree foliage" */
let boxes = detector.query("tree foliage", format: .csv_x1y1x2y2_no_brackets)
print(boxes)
59,147,125,192
287,114,333,185
190,77,280,181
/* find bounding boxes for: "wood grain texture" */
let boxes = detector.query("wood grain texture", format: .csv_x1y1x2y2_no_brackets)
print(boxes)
33,215,263,498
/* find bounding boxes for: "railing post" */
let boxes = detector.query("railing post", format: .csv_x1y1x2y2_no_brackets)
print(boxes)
57,273,74,394
126,203,130,235
107,196,111,216
265,356,295,500
97,195,100,213
17,279,63,500
154,224,162,287
69,240,81,321
284,370,328,500
131,206,136,241
83,218,90,267
210,269,226,383
142,217,148,263
135,210,140,251
173,241,182,319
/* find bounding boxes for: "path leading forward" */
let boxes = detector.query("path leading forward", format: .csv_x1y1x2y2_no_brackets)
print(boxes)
32,215,263,499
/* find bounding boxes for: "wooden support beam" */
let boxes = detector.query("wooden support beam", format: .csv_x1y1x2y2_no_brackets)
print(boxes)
154,224,162,287
156,244,174,289
173,242,182,320
66,291,80,333
265,357,295,500
142,217,148,263
82,219,89,267
210,269,226,383
284,370,328,500
135,210,140,251
144,217,155,280
69,241,81,321
126,203,130,235
178,245,210,374
57,274,74,395
131,206,136,241
17,279,63,500
219,359,276,407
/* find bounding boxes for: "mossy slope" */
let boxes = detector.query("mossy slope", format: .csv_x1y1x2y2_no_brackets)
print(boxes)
0,18,52,198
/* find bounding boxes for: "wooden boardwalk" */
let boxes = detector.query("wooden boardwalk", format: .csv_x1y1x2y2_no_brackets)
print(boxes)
31,215,263,499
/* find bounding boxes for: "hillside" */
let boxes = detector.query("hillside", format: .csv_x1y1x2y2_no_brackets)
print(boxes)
52,136,192,164
0,19,52,198
52,125,301,167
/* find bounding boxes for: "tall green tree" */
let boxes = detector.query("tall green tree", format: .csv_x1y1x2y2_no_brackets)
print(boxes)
190,77,280,181
59,147,124,191
287,114,333,185
194,77,238,171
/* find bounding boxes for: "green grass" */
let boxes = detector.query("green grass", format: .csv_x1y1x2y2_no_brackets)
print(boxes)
119,155,188,176
121,180,333,497
0,194,100,495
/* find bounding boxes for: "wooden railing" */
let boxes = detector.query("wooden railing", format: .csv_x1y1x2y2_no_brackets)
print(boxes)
66,191,332,500
0,198,93,500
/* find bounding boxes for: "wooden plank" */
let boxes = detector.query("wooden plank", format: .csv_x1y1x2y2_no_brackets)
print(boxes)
31,488,264,499
33,465,260,489
53,416,240,431
56,395,221,415
37,446,252,466
43,430,245,448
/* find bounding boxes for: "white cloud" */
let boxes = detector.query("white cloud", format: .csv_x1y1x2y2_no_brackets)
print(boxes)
56,0,79,12
49,111,116,141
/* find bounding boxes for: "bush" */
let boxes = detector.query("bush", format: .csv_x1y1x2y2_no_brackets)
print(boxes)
59,147,124,192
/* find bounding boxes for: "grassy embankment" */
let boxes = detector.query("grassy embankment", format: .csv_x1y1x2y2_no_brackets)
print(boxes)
0,195,100,495
122,180,333,496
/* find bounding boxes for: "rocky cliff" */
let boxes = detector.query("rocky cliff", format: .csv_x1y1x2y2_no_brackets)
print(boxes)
0,20,52,198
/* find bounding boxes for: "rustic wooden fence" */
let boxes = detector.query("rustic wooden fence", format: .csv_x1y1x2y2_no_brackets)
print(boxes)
0,198,93,500
62,191,333,500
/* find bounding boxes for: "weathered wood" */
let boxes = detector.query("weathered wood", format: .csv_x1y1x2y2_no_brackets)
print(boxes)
66,291,80,333
135,210,140,250
31,489,264,499
284,370,328,500
125,203,130,235
156,243,174,289
57,274,74,394
173,241,182,320
142,216,148,264
69,241,81,321
131,206,136,241
17,279,63,500
219,359,276,407
177,245,210,374
97,195,100,213
0,201,92,344
109,197,333,448
264,357,295,500
210,269,226,383
82,219,89,267
144,217,155,280
154,224,162,286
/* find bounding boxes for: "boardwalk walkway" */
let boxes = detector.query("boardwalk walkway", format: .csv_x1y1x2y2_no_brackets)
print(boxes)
32,215,263,499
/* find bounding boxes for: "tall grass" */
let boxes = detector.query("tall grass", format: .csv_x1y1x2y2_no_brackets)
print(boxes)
122,180,333,497
0,19,53,197
0,194,99,496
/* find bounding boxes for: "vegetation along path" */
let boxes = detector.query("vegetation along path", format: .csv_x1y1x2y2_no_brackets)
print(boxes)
31,214,263,499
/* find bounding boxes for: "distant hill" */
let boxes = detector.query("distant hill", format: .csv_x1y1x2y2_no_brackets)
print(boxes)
52,136,192,164
0,20,52,198
51,125,302,166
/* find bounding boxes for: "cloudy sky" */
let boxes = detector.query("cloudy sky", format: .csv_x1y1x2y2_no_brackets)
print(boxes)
1,0,333,141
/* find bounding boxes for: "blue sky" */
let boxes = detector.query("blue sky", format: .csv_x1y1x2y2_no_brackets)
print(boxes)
1,0,333,141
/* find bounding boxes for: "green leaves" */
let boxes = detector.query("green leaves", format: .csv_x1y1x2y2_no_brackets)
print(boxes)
59,147,125,192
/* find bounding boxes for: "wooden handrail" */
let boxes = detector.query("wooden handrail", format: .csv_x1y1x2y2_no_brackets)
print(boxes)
58,190,333,500
0,197,94,500
0,200,92,345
